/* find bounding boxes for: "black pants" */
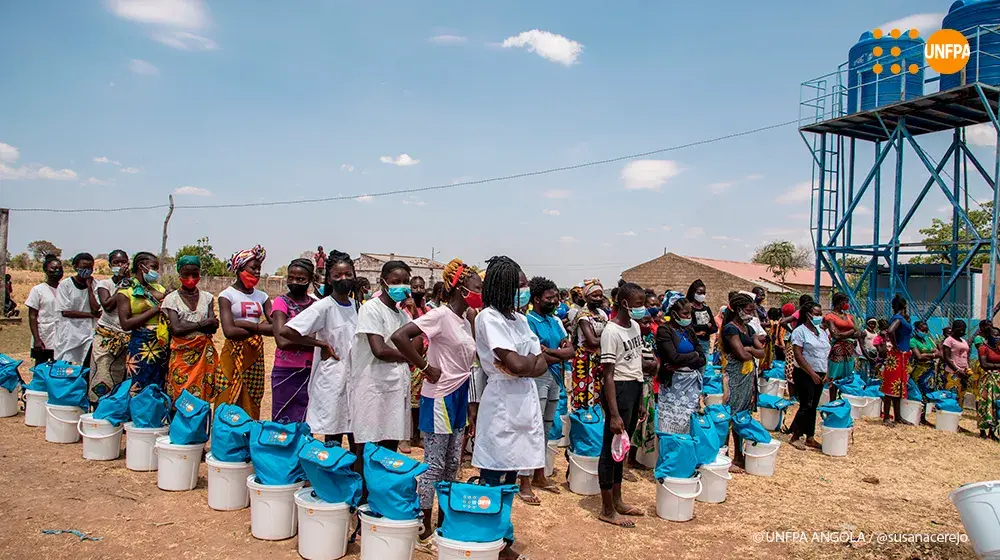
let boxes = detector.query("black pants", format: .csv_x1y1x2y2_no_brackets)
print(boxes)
789,367,822,438
598,380,642,491
480,469,518,486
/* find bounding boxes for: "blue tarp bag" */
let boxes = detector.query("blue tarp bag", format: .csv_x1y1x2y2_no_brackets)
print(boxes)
249,421,311,486
732,410,772,444
548,411,564,441
363,443,429,520
169,390,211,445
704,403,732,449
818,399,854,428
906,378,923,402
862,385,885,398
569,406,604,457
758,394,793,429
0,354,23,393
26,361,53,392
298,438,362,507
935,398,963,413
835,375,866,396
689,412,720,466
212,403,254,463
45,362,89,409
927,390,958,403
129,384,171,428
654,432,698,480
436,480,518,543
92,380,132,426
702,375,723,396
762,361,786,380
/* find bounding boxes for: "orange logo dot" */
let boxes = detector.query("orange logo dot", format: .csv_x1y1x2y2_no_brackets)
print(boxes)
873,46,883,57
908,29,919,39
891,63,901,74
873,28,884,39
925,29,971,75
478,496,492,509
317,450,329,461
909,63,920,74
873,63,884,75
890,46,901,57
890,28,901,39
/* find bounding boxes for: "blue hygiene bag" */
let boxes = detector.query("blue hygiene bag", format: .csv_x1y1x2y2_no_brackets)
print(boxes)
26,361,53,392
436,480,518,543
92,380,133,426
548,411,564,442
927,390,958,403
702,375,723,396
906,378,923,402
363,443,429,521
298,437,362,507
935,398,963,413
758,394,793,429
732,410,772,444
818,399,854,428
211,403,254,463
762,361,786,380
129,384,171,428
0,354,23,393
862,384,885,398
45,362,89,409
569,406,604,457
704,403,732,449
654,432,697,480
249,421,311,485
689,412,721,466
169,390,211,445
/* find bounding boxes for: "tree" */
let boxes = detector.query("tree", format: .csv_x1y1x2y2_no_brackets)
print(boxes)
910,201,993,268
275,265,289,277
751,241,811,283
9,253,30,270
174,237,230,277
27,240,61,262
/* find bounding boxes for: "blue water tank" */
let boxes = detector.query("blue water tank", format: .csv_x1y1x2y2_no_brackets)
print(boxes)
847,32,926,114
940,0,1000,90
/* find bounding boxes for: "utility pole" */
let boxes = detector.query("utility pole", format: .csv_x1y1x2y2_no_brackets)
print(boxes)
160,195,174,265
0,209,8,316
431,246,436,262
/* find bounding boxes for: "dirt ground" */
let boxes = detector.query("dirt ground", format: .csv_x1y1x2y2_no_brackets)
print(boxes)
0,272,996,559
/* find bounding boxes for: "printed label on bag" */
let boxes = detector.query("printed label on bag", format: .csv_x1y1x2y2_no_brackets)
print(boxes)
276,432,288,442
477,496,491,510
185,403,194,413
230,414,241,422
317,450,329,461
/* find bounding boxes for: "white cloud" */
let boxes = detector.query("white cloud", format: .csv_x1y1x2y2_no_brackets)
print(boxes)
379,154,420,166
153,30,217,51
601,242,612,248
620,160,682,190
429,34,467,46
83,177,114,186
120,167,140,174
619,231,637,237
684,227,705,239
558,236,577,244
761,227,799,237
543,209,560,216
106,0,210,29
93,156,121,166
340,163,354,172
708,181,734,194
355,195,374,203
745,174,764,181
109,81,115,87
776,181,813,204
543,189,571,199
0,142,19,163
129,58,160,75
662,225,673,231
402,197,426,206
0,163,78,181
967,123,997,147
937,204,953,213
711,235,744,242
501,29,583,66
878,13,945,37
856,205,872,215
173,185,211,196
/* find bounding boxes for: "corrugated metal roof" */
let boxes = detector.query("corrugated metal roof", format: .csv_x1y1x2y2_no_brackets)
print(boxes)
684,255,834,288
359,253,445,269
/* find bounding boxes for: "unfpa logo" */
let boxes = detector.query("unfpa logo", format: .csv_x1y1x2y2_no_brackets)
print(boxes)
869,27,970,76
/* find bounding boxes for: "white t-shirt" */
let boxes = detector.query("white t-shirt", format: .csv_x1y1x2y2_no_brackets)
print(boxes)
161,290,214,323
94,278,124,331
350,297,411,442
600,320,644,382
25,283,58,348
54,278,96,352
219,286,269,324
791,324,832,374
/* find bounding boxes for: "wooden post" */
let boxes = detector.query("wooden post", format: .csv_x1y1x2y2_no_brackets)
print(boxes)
0,209,8,315
160,195,174,264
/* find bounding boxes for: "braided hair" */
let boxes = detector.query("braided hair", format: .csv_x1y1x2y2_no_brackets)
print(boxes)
442,258,475,297
108,249,128,261
131,251,157,274
482,255,521,313
324,250,358,301
288,258,315,278
725,292,755,325
796,300,820,328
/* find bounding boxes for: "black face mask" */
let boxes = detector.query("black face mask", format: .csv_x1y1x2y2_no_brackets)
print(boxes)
412,291,425,302
538,302,558,316
288,283,309,298
331,278,356,295
47,269,64,282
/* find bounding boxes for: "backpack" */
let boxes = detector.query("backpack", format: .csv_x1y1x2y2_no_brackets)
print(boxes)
129,384,171,428
362,443,429,521
169,390,211,445
211,403,254,463
92,380,133,426
654,432,697,480
906,378,923,402
248,421,311,486
818,399,854,428
569,406,604,457
731,410,772,444
689,412,721,466
298,438,362,507
45,362,89,409
0,354,23,393
436,479,518,543
703,403,732,449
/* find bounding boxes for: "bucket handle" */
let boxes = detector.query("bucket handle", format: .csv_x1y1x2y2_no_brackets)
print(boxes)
744,443,780,458
77,419,124,439
661,478,703,500
820,427,852,438
702,465,733,481
46,406,81,425
567,454,599,476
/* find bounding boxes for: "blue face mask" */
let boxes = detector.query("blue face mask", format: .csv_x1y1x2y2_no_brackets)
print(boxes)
144,269,160,283
517,287,531,308
386,284,411,303
811,315,823,327
629,307,647,320
676,317,692,327
316,285,326,296
110,266,123,277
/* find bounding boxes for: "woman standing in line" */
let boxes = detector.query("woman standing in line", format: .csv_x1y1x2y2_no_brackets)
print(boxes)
216,246,272,419
391,258,482,549
571,279,608,410
401,275,431,453
161,256,221,401
90,250,130,402
426,281,445,309
975,326,1000,441
655,294,707,434
54,252,100,365
881,295,912,424
720,292,765,471
630,310,660,468
687,279,718,358
942,320,972,408
857,318,880,382
473,256,546,560
788,301,831,450
910,320,941,425
116,252,169,389
823,293,859,400
26,255,63,366
270,258,317,423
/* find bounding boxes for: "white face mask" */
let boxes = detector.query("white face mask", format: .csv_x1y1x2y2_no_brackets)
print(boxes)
694,294,706,303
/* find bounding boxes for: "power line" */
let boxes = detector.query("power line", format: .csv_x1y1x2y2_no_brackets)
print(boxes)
9,117,802,214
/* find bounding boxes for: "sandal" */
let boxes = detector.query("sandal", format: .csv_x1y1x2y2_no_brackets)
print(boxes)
415,536,437,555
517,492,541,506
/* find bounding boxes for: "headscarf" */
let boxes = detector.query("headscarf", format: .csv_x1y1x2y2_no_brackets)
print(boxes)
176,255,201,272
583,278,604,296
288,258,315,277
781,303,795,317
662,290,685,312
227,245,266,273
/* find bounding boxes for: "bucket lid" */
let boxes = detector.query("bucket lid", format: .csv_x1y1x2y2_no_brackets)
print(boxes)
703,455,733,469
24,389,46,396
660,473,701,484
205,452,252,469
357,505,423,527
948,480,1000,502
155,435,205,450
246,473,305,491
79,413,110,424
435,534,506,551
294,488,351,510
124,422,169,434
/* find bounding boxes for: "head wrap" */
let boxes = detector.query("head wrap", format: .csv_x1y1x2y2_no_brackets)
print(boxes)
288,258,315,276
176,255,201,272
227,245,266,273
662,290,685,312
583,278,604,296
781,303,796,317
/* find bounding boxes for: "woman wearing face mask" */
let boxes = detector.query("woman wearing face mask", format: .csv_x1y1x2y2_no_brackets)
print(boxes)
161,256,221,401
686,279,717,358
116,252,169,389
788,301,831,450
941,319,971,407
281,250,358,447
655,293,707,435
881,294,912,424
571,279,608,410
350,260,413,451
908,320,939,425
26,255,64,366
975,326,1000,441
89,250,131,403
721,292,765,471
216,246,273,419
401,275,431,453
269,258,317,423
823,293,859,401
857,317,879,382
54,252,100,365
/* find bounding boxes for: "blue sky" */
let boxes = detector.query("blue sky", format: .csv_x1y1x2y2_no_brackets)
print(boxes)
1,0,995,287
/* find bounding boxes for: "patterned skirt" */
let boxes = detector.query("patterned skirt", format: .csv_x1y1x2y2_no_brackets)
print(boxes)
167,333,221,402
89,325,130,402
125,327,169,390
214,335,266,419
724,356,757,413
881,349,910,398
656,369,703,434
909,359,937,398
976,370,1000,431
632,375,657,453
571,346,602,410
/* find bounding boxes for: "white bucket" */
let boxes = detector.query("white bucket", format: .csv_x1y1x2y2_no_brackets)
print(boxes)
655,475,702,522
77,413,122,460
697,455,732,504
936,410,962,433
154,436,203,492
636,439,658,469
964,392,977,410
759,378,786,398
820,426,851,457
206,453,254,511
358,505,421,560
819,387,831,407
544,442,558,478
556,414,570,448
718,446,729,463
759,408,782,431
248,474,304,541
901,399,922,425
124,423,169,471
45,404,82,444
926,402,935,416
24,389,47,427
295,489,352,560
949,481,1000,559
567,452,600,496
743,440,781,477
704,394,724,406
862,398,882,418
0,387,18,417
436,535,505,560
843,395,871,420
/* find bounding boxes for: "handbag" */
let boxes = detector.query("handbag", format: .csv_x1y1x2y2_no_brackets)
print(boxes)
689,412,720,466
129,384,171,428
211,403,254,462
0,354,23,393
818,399,854,428
436,480,518,543
26,361,53,392
703,403,732,448
362,443,429,521
92,380,133,426
248,421,311,485
298,438,362,507
654,432,697,480
568,406,604,457
169,390,211,445
731,410,772,444
45,362,89,409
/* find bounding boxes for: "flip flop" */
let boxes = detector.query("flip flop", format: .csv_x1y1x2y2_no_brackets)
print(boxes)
616,505,645,517
535,482,561,494
517,492,541,506
623,470,639,482
789,440,807,451
804,439,822,449
598,514,636,528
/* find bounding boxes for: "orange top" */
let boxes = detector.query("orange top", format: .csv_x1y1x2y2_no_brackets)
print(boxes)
824,312,855,333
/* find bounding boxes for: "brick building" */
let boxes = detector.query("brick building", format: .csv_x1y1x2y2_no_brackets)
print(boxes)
621,253,834,312
355,253,445,286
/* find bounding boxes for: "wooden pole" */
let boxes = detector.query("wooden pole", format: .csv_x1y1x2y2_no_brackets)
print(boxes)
0,209,8,315
160,195,174,264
